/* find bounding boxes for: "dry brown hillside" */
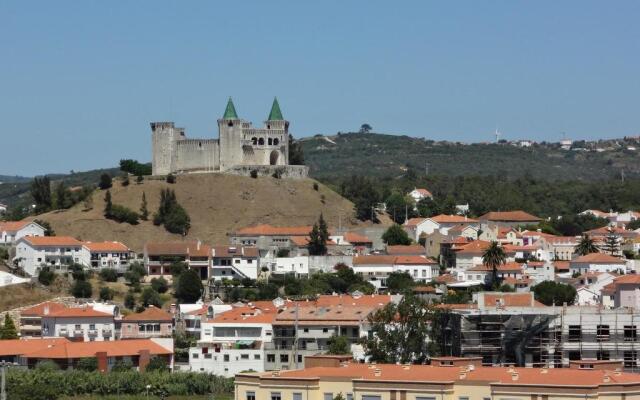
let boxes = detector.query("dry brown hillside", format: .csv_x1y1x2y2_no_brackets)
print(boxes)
36,174,361,252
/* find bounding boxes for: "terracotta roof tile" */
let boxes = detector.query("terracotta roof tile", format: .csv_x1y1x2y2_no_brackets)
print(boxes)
83,241,130,252
212,245,258,258
572,253,626,264
122,306,172,321
480,211,542,222
431,214,478,223
23,339,171,359
386,245,425,255
47,307,113,318
145,241,211,257
23,236,82,246
21,301,67,317
234,224,312,237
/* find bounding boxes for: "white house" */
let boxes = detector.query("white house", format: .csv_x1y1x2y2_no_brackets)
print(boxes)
569,253,628,275
523,261,555,284
352,255,438,290
189,304,276,377
80,241,132,273
41,305,119,342
211,245,260,281
0,220,45,245
404,214,479,241
408,188,433,203
14,236,84,276
262,255,309,277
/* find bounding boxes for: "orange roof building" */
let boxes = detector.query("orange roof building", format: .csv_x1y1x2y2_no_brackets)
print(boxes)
479,210,542,223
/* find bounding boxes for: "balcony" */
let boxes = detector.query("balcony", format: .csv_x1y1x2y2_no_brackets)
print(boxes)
88,329,98,336
102,328,112,337
73,329,84,336
59,328,68,336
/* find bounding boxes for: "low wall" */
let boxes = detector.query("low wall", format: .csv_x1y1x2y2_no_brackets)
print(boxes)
225,165,309,179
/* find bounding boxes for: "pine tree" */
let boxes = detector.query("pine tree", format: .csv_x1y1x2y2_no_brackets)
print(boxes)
603,228,620,255
140,192,149,221
308,214,329,255
0,313,18,339
104,190,113,217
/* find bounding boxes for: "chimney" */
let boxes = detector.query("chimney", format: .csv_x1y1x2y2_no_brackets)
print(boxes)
138,350,151,372
96,351,108,373
511,372,519,381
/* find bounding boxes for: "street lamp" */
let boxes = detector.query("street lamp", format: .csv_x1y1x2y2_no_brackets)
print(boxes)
1,361,20,400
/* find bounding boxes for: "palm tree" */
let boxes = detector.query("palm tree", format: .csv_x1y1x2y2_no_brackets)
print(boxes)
482,241,506,289
575,235,598,256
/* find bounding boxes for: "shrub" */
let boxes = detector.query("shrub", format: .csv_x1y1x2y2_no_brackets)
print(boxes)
99,268,118,282
38,267,55,286
99,286,114,301
108,204,139,225
250,169,258,178
136,175,144,184
175,269,203,303
111,359,134,372
313,182,319,191
146,357,169,372
121,175,130,186
166,173,176,184
163,206,190,234
71,280,93,298
150,277,169,293
98,173,112,190
141,287,163,307
124,290,136,310
76,357,98,372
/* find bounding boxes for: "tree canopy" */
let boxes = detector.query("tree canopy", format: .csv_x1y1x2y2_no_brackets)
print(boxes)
382,224,412,245
532,281,577,306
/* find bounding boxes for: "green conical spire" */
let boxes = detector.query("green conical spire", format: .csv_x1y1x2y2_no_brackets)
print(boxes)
267,97,284,121
223,97,238,119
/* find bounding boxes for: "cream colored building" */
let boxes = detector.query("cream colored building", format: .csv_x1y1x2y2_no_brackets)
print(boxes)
235,362,640,400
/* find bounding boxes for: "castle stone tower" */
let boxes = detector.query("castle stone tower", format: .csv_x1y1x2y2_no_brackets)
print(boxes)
218,98,245,171
151,122,179,175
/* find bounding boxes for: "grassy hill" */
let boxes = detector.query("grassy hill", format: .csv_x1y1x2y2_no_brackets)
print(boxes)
301,132,640,181
34,174,360,252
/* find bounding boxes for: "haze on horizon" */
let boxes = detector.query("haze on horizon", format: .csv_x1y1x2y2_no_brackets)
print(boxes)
1,1,639,176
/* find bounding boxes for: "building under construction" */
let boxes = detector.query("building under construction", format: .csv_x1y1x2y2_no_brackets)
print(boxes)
440,292,640,371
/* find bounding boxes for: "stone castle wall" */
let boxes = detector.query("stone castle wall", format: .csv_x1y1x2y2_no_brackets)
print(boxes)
174,139,219,172
225,165,309,179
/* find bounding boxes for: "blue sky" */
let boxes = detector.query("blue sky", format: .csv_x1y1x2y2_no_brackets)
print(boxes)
1,1,639,176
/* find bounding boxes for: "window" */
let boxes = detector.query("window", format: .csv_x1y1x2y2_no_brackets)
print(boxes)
267,354,275,362
293,393,302,400
192,353,199,359
625,325,637,341
280,354,289,363
224,355,230,362
597,351,610,360
624,351,637,368
597,325,610,341
241,354,249,360
324,393,333,400
89,324,96,330
271,393,281,400
568,325,581,342
458,397,469,400
298,354,303,363
254,354,261,360
303,328,309,333
204,354,212,359
568,351,580,361
416,397,436,400
362,396,381,400
347,394,353,400
247,392,256,400
323,328,329,333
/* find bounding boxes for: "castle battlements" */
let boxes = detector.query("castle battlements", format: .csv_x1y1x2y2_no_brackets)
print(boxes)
151,98,307,178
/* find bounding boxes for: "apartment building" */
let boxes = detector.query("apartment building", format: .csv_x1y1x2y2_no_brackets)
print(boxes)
14,236,84,276
0,220,45,245
41,305,118,342
19,301,67,337
352,255,439,289
211,245,260,281
120,306,173,339
144,241,211,280
236,362,640,400
80,241,132,273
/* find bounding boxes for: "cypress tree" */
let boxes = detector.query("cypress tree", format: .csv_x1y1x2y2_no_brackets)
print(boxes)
104,190,113,217
140,192,149,221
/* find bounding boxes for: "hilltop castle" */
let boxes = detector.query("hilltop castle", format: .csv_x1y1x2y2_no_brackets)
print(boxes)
151,98,307,178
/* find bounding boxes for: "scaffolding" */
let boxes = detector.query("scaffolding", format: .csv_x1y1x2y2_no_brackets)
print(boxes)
444,306,640,372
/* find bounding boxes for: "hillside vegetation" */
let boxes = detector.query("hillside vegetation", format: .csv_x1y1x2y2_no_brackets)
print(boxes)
301,132,640,181
34,174,359,251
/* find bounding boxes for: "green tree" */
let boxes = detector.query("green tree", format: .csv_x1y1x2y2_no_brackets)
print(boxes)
151,276,169,293
363,294,433,363
76,357,98,371
104,190,113,217
71,280,93,298
308,213,329,255
34,219,55,236
0,314,18,339
146,357,169,372
166,173,176,184
386,271,415,293
416,198,440,218
53,181,72,210
532,281,577,306
327,334,351,354
30,176,52,214
381,224,411,245
603,229,620,255
99,286,114,301
99,268,118,282
289,136,305,165
99,173,112,190
575,235,599,256
141,287,163,307
175,269,203,303
154,188,190,234
482,241,506,289
359,123,372,133
38,267,55,286
140,192,149,220
124,290,136,310
385,192,415,224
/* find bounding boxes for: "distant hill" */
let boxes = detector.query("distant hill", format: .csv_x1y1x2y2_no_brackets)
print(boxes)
34,174,361,252
301,132,640,181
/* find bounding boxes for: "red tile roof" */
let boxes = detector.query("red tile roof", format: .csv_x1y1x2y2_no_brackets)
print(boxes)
431,214,478,223
208,306,277,324
386,245,425,255
404,217,426,227
480,292,539,307
145,241,211,257
0,338,70,357
393,255,437,265
21,301,67,317
23,339,171,359
480,211,542,222
468,262,524,272
83,241,130,252
343,232,372,244
23,236,82,246
212,245,259,258
248,363,640,387
0,220,34,232
572,253,626,264
122,306,172,321
413,188,433,197
46,307,113,318
455,240,492,255
234,224,312,237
